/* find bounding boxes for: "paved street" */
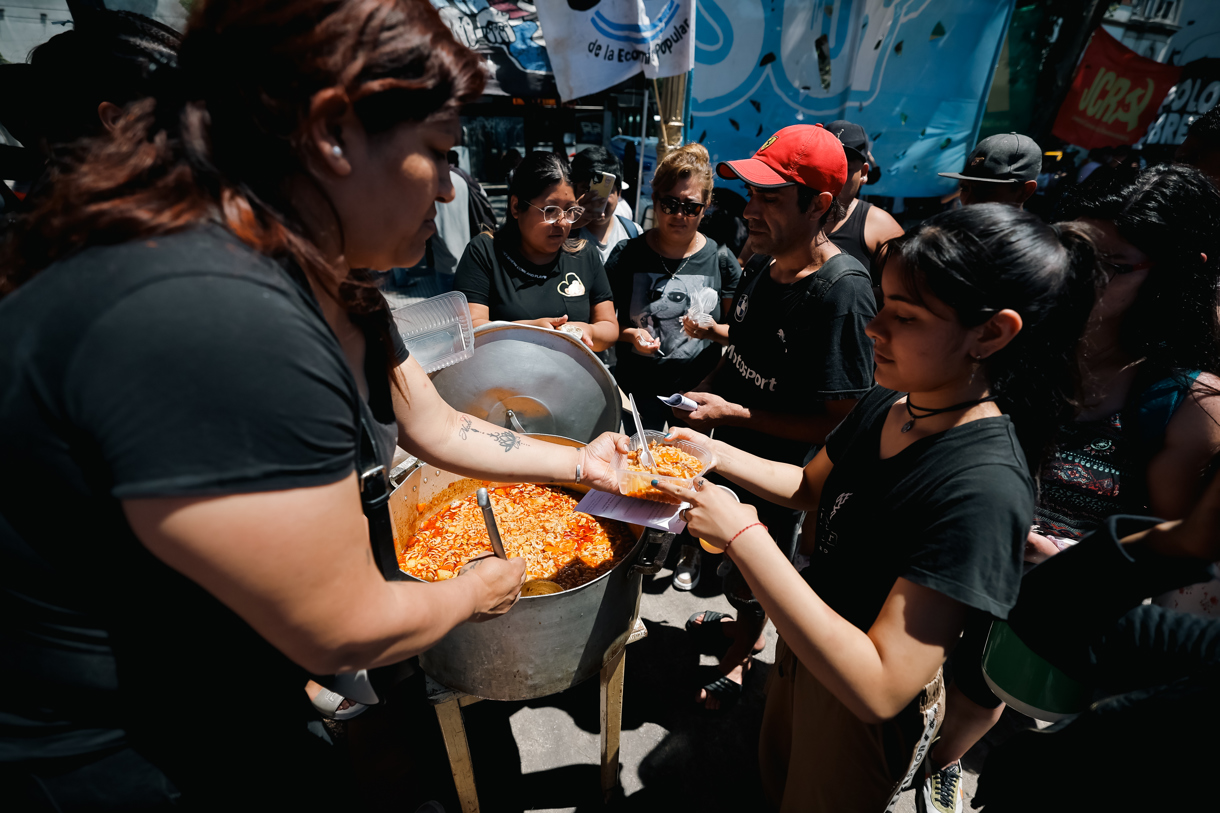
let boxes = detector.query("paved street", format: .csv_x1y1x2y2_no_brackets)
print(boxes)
344,555,1037,813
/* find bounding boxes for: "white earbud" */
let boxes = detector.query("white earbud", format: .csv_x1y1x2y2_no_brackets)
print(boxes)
331,144,343,158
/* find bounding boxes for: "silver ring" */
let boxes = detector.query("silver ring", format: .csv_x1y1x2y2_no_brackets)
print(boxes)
680,508,690,522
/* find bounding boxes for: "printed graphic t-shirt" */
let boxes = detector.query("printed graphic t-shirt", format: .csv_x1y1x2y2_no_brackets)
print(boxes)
454,232,613,324
809,387,1033,631
713,254,876,465
606,234,742,396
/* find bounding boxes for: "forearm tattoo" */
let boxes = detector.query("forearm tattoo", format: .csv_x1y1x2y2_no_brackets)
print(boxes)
459,415,523,453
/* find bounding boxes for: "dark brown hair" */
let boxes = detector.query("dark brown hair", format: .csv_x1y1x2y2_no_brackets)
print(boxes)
877,204,1100,476
1,0,485,330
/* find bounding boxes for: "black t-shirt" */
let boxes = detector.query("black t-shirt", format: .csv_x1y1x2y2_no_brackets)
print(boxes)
713,253,876,465
454,232,613,324
808,387,1033,631
606,234,742,397
0,227,406,803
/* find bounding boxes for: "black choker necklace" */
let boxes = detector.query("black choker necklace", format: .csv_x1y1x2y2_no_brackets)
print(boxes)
902,394,999,433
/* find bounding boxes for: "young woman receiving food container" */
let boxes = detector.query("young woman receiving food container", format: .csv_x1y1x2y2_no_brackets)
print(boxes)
0,1,628,809
453,150,619,351
650,204,1101,810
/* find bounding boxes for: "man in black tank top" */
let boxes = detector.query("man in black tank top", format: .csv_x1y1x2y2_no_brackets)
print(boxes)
824,120,904,286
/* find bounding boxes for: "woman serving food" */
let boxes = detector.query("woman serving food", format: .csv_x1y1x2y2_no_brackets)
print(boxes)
0,1,627,809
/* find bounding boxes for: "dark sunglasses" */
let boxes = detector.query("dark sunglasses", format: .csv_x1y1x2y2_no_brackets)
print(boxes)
658,196,706,217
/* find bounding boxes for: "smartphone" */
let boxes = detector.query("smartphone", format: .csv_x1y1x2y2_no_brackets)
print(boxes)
590,171,616,200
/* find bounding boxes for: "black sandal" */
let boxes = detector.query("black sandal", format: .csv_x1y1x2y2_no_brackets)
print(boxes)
698,673,743,711
685,610,734,656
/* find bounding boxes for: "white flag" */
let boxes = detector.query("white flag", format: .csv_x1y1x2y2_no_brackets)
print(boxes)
535,0,695,101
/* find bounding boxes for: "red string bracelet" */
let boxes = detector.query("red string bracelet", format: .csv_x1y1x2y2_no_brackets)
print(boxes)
727,522,768,549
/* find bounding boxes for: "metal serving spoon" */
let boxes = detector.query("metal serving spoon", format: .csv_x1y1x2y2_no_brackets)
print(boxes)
476,487,507,560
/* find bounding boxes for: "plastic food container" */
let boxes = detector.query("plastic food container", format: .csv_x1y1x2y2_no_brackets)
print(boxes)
559,323,585,341
615,430,713,504
392,291,475,374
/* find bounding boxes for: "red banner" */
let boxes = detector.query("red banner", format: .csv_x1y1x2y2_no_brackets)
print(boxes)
1052,28,1181,148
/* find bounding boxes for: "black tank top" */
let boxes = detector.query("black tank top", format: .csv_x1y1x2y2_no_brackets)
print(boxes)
829,199,875,283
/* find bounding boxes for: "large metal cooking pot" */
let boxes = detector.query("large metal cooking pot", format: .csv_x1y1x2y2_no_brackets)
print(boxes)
382,435,672,701
429,322,620,442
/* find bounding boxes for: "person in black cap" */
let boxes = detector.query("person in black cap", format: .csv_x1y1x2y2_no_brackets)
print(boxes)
824,120,903,285
939,132,1041,208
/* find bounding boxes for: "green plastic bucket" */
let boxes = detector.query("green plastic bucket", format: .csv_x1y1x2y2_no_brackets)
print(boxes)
981,620,1091,722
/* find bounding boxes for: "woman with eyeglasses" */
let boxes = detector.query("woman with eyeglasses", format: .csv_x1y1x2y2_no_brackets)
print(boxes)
605,143,742,435
920,164,1220,810
454,150,618,350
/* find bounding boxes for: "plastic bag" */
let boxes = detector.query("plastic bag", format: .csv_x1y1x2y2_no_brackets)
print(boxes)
685,287,718,328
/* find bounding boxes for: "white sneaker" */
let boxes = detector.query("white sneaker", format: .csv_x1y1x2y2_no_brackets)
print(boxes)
672,546,701,591
918,760,963,813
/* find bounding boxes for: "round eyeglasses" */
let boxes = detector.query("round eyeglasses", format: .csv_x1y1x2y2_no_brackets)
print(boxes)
1099,258,1153,279
528,202,585,224
658,196,706,217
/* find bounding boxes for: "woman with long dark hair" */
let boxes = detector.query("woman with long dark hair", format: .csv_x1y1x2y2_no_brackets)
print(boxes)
0,2,624,809
453,150,619,350
654,204,1099,810
921,164,1220,812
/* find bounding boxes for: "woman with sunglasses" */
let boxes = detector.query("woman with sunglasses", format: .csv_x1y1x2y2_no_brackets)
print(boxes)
454,150,618,350
920,165,1220,812
605,143,742,434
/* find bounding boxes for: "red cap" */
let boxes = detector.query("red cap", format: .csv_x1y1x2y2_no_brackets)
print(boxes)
716,124,848,197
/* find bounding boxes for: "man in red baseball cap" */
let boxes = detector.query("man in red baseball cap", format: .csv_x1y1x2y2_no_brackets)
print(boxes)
673,124,877,710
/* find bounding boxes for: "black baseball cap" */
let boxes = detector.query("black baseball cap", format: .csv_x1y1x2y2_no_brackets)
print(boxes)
939,132,1041,184
824,119,880,182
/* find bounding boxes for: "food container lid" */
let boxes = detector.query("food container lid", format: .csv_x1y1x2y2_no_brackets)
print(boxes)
392,291,475,374
429,322,620,443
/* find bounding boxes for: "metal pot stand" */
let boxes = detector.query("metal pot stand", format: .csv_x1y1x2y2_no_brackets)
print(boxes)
426,615,651,813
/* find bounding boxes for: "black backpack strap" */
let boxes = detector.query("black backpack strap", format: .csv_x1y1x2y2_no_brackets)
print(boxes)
617,214,640,238
727,253,770,315
730,253,870,326
805,254,872,304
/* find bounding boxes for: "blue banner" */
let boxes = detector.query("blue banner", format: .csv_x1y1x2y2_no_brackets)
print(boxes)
691,0,1015,198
